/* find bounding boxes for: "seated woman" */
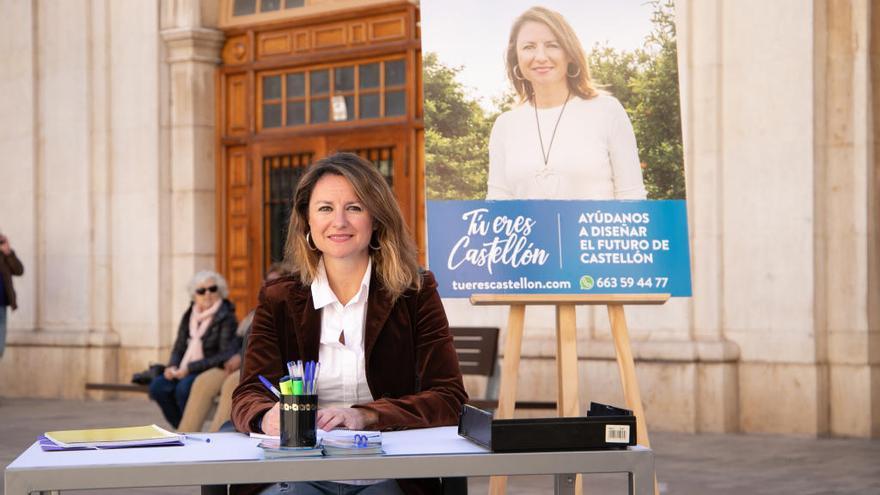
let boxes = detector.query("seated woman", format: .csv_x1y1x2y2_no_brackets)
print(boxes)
178,264,286,433
149,270,237,430
232,152,467,495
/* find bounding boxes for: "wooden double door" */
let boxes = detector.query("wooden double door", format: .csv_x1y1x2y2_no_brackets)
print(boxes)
221,127,416,317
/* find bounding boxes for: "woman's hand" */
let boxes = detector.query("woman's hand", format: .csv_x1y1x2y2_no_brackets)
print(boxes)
260,402,281,435
316,407,378,431
163,366,178,380
172,367,189,380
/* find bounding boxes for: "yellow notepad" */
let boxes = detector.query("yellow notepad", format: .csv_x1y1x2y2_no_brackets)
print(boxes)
45,424,183,448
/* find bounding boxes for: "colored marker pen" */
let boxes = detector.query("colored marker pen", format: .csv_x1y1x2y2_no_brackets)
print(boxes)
258,374,281,398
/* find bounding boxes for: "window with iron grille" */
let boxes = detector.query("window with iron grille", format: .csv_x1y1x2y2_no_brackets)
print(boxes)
264,152,313,264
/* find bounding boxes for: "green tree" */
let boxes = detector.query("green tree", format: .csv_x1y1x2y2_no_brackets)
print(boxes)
423,52,492,200
588,43,644,111
586,0,684,200
629,0,685,199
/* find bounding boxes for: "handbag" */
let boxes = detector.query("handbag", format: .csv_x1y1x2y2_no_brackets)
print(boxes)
131,363,166,385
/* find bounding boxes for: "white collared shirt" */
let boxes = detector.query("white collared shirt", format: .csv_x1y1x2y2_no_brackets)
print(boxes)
310,258,374,409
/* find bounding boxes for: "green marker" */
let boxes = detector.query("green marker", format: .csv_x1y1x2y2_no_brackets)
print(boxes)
292,378,304,396
279,376,293,396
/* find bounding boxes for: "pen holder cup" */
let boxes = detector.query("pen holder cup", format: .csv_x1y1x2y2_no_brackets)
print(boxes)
280,394,318,448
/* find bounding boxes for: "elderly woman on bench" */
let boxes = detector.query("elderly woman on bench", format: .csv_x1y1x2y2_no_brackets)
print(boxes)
149,270,238,430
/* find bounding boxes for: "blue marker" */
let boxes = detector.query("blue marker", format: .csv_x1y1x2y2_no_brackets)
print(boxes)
258,374,281,398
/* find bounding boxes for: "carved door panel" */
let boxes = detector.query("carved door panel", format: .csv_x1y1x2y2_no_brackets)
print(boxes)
223,144,253,320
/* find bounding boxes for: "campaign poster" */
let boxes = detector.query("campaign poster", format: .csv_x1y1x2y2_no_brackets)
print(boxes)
421,0,691,297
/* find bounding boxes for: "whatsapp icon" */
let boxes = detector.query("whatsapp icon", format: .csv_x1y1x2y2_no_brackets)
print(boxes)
579,275,594,290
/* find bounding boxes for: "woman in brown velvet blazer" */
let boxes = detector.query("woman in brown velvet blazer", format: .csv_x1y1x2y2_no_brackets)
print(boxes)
231,152,467,495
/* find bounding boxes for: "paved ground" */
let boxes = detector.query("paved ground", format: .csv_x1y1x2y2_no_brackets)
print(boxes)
2,396,879,494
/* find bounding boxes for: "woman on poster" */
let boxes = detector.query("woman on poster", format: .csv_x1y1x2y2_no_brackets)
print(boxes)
487,6,647,200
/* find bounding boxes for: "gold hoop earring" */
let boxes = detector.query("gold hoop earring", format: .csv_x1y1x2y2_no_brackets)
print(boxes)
567,64,581,78
305,231,318,251
513,65,526,81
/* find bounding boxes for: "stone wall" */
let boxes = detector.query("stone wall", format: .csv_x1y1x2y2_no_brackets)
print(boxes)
0,0,223,399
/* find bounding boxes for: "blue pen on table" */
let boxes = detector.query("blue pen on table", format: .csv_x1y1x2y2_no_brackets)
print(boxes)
258,374,281,398
185,434,211,443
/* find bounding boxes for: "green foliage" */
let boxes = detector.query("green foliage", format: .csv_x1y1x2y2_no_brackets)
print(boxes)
588,44,645,111
424,0,685,200
424,53,492,200
630,0,685,199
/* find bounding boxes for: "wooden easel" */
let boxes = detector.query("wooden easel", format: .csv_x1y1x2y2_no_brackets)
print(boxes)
470,293,669,495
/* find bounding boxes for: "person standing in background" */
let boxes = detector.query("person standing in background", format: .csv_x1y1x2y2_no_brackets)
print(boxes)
0,231,24,358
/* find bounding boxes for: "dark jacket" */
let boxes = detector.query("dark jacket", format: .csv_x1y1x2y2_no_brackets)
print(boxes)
0,250,24,310
231,270,467,495
169,299,238,374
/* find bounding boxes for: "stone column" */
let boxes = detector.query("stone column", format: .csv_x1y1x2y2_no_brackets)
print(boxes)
673,0,741,433
819,0,878,437
159,23,224,321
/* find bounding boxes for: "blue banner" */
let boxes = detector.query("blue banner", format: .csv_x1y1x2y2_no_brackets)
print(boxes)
427,200,692,297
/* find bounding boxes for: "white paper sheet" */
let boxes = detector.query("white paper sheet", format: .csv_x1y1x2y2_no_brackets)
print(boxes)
8,427,488,470
8,433,263,469
382,426,489,455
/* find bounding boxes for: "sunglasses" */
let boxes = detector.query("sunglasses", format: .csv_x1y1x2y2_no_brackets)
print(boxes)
194,285,219,295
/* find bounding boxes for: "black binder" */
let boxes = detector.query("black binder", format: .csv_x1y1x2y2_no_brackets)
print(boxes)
458,402,637,452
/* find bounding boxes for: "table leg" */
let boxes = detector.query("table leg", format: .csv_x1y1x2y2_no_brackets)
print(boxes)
554,474,576,495
632,447,656,495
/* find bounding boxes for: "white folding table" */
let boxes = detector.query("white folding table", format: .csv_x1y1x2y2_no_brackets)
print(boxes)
5,426,654,495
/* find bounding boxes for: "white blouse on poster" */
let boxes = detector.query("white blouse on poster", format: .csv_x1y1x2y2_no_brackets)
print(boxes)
310,259,374,409
487,94,647,200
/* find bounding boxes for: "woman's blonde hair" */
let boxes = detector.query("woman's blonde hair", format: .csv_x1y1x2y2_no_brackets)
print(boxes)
505,6,598,103
283,152,421,301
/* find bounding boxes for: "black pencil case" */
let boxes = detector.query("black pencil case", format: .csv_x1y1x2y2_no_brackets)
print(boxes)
458,402,637,452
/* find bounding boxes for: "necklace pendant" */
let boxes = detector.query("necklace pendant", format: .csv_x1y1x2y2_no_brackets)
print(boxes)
535,167,551,180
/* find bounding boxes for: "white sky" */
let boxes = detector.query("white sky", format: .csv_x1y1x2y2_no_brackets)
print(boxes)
420,0,656,108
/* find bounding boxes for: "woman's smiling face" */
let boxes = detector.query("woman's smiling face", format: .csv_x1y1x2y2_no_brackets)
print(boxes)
307,173,373,265
516,20,570,88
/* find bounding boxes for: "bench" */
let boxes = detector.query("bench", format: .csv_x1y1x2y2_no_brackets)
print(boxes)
85,383,149,393
450,326,555,411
